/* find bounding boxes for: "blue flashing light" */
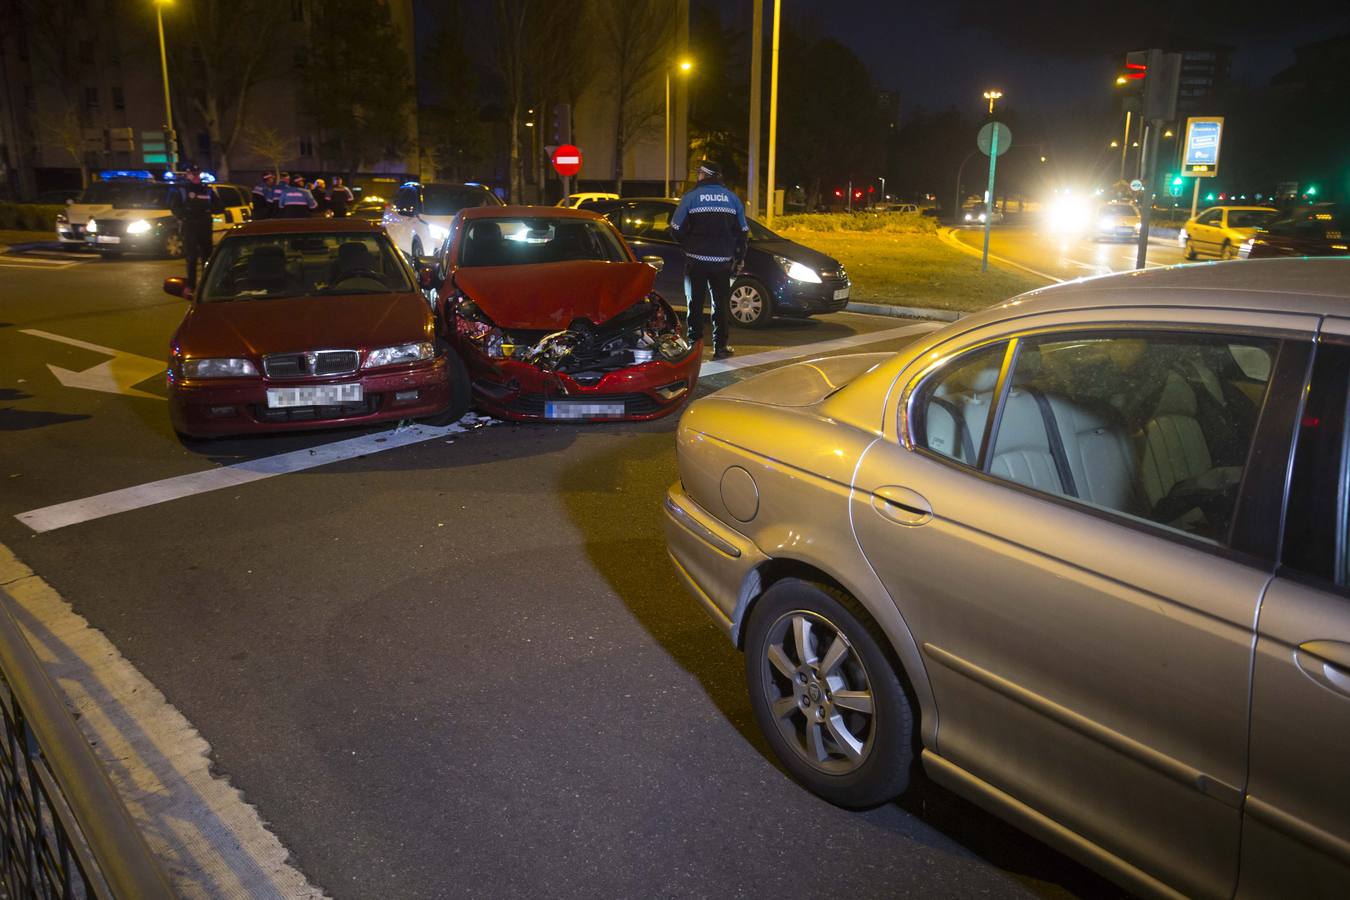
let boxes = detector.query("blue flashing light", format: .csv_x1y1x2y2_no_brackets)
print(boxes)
97,169,153,181
465,182,482,187
401,181,421,188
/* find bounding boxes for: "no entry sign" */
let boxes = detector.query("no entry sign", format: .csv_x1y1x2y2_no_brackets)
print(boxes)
552,145,582,177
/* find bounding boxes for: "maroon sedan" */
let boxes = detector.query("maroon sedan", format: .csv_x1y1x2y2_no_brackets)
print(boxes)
1241,203,1349,259
166,219,469,438
427,206,700,422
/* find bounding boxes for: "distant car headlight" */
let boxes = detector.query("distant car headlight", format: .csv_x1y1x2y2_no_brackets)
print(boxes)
363,342,434,368
775,256,822,283
126,219,151,235
86,219,98,233
963,212,974,222
428,224,450,242
184,357,258,378
1097,217,1116,230
56,213,69,225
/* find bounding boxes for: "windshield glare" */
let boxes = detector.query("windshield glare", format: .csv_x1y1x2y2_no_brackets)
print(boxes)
199,233,414,302
458,218,628,266
422,186,497,217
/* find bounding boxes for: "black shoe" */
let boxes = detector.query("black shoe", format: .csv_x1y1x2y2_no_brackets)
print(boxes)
713,347,735,360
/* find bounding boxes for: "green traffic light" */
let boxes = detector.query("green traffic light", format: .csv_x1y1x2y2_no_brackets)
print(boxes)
1171,175,1183,186
1205,193,1216,201
1307,185,1318,196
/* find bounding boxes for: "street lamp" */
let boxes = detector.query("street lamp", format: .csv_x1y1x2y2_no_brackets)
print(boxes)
664,58,693,197
154,0,177,169
983,90,1003,115
1115,75,1128,86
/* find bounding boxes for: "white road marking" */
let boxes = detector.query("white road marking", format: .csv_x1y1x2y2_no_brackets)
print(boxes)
0,542,327,899
16,325,936,533
22,329,165,399
937,228,1063,283
0,255,84,269
700,321,941,376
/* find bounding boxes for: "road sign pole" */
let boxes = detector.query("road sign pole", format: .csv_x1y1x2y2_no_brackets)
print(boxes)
1190,177,1201,221
981,127,998,272
1135,122,1160,270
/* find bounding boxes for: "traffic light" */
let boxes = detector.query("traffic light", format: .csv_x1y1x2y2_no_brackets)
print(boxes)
1124,49,1181,122
1307,185,1319,196
834,188,843,197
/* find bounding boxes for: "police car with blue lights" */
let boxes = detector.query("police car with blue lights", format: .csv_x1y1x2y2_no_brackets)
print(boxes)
381,181,503,260
76,170,252,258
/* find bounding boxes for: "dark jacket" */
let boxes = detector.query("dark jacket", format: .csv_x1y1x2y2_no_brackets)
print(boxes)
177,183,219,228
669,178,749,264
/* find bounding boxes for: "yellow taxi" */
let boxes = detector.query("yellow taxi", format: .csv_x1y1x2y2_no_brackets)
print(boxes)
1181,206,1279,260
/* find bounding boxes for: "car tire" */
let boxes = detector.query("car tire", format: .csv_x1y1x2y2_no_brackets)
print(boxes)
162,230,184,259
420,342,472,426
744,578,915,809
1184,238,1198,261
1220,240,1236,260
729,277,772,328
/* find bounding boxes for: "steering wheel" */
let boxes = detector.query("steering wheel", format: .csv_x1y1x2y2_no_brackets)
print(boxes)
331,268,385,285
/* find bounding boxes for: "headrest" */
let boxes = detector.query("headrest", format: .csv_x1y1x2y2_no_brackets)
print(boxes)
970,368,1002,393
1153,371,1197,418
247,245,286,280
471,222,502,242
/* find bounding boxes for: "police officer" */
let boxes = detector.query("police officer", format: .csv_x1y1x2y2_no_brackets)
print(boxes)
275,175,318,218
328,176,354,217
251,172,275,220
176,165,219,295
669,160,748,360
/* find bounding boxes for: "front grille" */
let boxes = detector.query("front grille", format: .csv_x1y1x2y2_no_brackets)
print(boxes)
506,392,660,417
93,219,127,236
263,350,360,378
250,395,381,423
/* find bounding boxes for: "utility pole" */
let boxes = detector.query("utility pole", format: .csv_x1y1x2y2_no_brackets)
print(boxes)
154,0,177,170
764,0,781,226
746,0,762,217
1133,49,1181,270
1118,110,1131,182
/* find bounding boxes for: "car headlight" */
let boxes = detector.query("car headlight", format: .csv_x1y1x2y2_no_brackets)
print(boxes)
87,219,98,233
655,333,692,360
428,224,449,242
184,357,258,378
963,213,973,222
56,213,68,225
126,219,151,235
775,256,822,283
455,298,505,357
363,342,434,368
1097,217,1116,230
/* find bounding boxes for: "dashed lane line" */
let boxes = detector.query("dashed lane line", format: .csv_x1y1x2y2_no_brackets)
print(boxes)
0,542,327,899
15,322,943,533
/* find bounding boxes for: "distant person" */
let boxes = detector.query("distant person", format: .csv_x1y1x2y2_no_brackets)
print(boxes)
328,176,354,217
176,165,220,294
275,176,318,218
312,178,329,215
251,172,275,220
669,160,748,360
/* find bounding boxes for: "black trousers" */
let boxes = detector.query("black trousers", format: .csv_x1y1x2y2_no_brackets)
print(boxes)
685,260,733,351
182,222,213,290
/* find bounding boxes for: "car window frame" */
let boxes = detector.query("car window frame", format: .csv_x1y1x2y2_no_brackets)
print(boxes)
901,321,1313,566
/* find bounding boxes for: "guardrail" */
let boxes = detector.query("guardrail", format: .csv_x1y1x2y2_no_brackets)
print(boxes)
0,588,175,899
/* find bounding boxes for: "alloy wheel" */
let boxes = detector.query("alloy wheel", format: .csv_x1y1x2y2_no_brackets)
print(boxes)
163,232,184,258
729,283,764,325
759,609,876,775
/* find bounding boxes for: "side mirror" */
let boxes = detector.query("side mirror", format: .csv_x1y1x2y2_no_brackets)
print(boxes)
641,255,665,273
163,276,187,298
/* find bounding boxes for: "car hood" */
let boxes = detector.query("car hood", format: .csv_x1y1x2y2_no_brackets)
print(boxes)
453,260,655,329
177,292,431,358
714,352,894,408
97,208,174,220
750,239,840,273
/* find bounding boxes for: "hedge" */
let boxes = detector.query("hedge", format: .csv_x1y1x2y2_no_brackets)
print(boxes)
773,211,938,235
0,203,66,231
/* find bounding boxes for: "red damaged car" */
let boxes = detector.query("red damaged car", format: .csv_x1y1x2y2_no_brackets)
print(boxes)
166,219,469,438
427,206,700,421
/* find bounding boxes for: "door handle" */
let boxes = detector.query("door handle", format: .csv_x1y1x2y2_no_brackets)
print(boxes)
1295,641,1350,696
871,485,932,526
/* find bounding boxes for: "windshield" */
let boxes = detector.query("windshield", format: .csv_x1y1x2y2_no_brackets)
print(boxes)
747,218,780,241
1228,209,1278,229
199,232,414,302
111,184,179,209
422,185,498,216
79,181,153,205
1103,203,1136,216
458,217,629,266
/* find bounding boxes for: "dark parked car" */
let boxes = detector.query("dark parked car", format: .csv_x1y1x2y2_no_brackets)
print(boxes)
1241,204,1348,259
597,198,851,328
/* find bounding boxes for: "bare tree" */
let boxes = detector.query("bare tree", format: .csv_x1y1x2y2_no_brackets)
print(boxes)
589,0,677,193
166,0,288,179
491,0,529,201
525,6,591,201
37,109,89,187
243,124,292,179
19,0,91,184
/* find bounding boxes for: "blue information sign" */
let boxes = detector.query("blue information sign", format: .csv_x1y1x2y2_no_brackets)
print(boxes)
1182,117,1223,177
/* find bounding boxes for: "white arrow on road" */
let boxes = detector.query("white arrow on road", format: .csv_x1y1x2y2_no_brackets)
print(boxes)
20,328,165,400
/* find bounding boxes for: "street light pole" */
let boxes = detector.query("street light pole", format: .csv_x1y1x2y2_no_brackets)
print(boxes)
664,59,692,198
746,0,763,216
983,89,1002,116
1118,109,1131,182
154,0,176,170
764,0,781,226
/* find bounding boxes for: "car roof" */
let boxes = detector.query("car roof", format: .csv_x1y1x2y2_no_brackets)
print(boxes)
233,218,385,236
1207,205,1277,212
960,258,1350,327
460,205,604,221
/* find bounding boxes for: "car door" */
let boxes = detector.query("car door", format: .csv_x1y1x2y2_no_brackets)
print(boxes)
1238,318,1350,897
1191,208,1223,254
609,202,687,305
850,310,1316,898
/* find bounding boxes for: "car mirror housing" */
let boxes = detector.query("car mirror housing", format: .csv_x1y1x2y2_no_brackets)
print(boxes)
163,276,187,298
642,255,665,273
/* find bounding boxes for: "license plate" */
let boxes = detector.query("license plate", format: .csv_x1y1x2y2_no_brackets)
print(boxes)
96,235,121,244
833,287,850,300
545,400,625,419
266,384,363,408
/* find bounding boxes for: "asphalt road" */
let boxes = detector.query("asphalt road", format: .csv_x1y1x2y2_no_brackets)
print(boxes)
0,246,1125,899
949,221,1188,283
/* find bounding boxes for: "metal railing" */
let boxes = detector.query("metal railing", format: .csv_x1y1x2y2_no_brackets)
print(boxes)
0,589,175,899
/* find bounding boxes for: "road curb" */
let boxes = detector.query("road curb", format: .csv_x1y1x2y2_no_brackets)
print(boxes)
845,301,962,321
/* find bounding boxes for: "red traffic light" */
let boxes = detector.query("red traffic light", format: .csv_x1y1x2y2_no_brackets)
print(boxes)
867,186,875,193
834,189,843,197
853,190,862,199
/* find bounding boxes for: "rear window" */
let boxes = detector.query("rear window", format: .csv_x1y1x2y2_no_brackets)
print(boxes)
422,185,500,216
458,217,628,267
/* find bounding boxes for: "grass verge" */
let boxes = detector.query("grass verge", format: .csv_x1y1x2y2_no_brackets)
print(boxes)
775,227,1046,313
0,229,55,246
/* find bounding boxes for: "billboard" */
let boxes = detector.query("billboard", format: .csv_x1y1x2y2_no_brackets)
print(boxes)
1182,117,1223,177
